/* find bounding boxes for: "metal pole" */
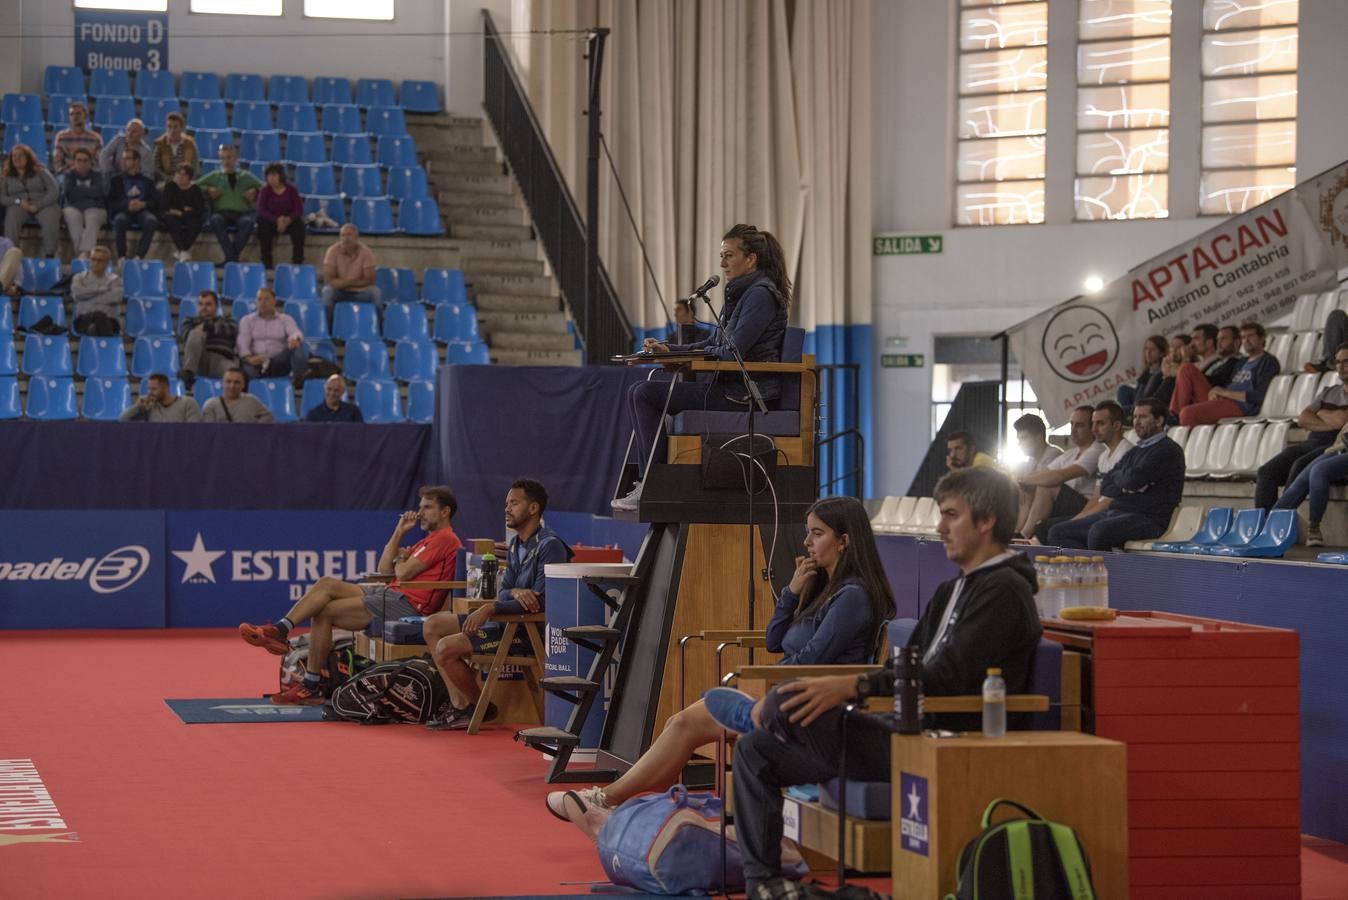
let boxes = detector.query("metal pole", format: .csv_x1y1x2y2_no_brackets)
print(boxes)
998,332,1010,454
584,28,610,364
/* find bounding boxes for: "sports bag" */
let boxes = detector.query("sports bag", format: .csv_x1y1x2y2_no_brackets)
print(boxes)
324,658,447,725
946,799,1097,900
278,630,365,692
596,784,808,895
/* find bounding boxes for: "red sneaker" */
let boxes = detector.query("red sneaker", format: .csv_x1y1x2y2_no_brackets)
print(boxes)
270,681,326,706
239,621,289,655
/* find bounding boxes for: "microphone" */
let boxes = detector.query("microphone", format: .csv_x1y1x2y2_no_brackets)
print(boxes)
690,274,720,300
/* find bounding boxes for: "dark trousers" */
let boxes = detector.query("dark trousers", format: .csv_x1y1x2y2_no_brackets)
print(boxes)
627,377,741,476
256,217,306,269
1320,310,1346,369
1035,485,1088,544
164,212,204,252
241,344,307,381
733,692,891,886
112,209,157,258
209,210,255,263
1255,436,1334,510
1047,508,1170,550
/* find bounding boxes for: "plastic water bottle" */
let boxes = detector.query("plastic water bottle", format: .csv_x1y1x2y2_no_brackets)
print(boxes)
892,646,924,735
1092,556,1110,608
480,553,498,600
982,667,1007,738
1032,556,1054,618
466,558,482,599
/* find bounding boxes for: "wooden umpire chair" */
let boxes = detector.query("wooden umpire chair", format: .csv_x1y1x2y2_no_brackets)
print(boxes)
463,600,547,734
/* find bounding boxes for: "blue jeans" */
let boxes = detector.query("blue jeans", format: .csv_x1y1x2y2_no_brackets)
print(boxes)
1273,450,1348,524
241,344,307,381
113,209,157,258
209,210,255,263
1047,508,1170,550
626,376,741,476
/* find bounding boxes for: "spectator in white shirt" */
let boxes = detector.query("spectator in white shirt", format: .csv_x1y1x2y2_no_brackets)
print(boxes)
1048,400,1135,538
1016,405,1102,542
235,286,307,386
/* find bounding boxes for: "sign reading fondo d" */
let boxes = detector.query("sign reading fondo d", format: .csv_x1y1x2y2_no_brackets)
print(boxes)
74,8,168,73
1008,161,1348,424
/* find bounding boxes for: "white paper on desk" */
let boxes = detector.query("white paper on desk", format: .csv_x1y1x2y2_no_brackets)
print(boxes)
781,798,800,842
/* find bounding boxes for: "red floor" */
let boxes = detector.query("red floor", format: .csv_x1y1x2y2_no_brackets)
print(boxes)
2,630,1345,899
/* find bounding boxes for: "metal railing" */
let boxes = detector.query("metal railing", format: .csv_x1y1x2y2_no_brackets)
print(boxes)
481,11,633,363
816,363,864,497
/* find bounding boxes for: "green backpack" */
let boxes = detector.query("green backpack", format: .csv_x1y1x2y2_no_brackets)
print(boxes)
946,799,1097,900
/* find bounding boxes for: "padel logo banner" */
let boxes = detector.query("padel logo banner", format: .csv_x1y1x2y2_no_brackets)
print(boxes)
0,546,150,594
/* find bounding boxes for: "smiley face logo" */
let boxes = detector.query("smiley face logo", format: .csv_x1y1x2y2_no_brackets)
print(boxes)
1041,305,1119,383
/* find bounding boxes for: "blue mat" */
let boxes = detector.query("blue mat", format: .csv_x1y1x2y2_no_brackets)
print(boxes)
164,698,326,724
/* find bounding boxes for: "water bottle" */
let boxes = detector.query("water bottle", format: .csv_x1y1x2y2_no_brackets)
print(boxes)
466,556,482,599
982,667,1007,738
480,552,498,600
1032,556,1054,618
892,645,924,735
1092,556,1110,608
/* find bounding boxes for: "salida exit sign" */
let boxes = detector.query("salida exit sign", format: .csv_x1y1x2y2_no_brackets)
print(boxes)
873,234,943,255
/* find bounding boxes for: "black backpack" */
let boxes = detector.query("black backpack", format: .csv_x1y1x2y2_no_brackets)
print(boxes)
324,658,447,725
946,799,1097,900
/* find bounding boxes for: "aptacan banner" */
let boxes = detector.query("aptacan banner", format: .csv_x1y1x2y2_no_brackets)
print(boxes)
1009,161,1348,424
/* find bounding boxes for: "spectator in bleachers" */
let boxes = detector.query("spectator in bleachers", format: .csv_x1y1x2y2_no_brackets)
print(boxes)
0,234,21,295
1170,332,1194,361
51,101,103,176
99,118,152,177
178,290,238,387
255,163,306,271
304,373,363,422
160,164,206,263
200,367,275,423
1,144,62,259
1047,397,1184,551
1117,334,1169,414
1073,400,1135,521
198,146,261,264
236,286,307,386
150,112,198,187
59,148,108,261
1306,309,1347,375
70,246,123,336
1011,412,1060,477
668,298,712,344
1015,405,1101,543
1176,322,1280,427
118,372,202,422
1257,344,1348,514
320,223,381,320
946,430,996,472
107,148,157,261
1170,322,1245,420
1273,418,1348,547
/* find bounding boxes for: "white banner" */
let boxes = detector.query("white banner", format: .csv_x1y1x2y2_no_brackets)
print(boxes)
1009,162,1348,424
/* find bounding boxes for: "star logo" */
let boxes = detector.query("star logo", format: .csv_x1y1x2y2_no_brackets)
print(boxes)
907,783,922,820
172,533,225,583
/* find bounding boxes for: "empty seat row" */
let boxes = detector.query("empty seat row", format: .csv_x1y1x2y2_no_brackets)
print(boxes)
1,333,176,379
1242,371,1341,423
1181,421,1291,479
291,162,428,199
870,495,940,535
1286,289,1348,332
1148,506,1298,559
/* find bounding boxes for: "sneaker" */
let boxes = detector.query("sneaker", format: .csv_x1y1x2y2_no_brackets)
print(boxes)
1306,523,1324,547
423,700,460,730
545,785,610,821
238,621,289,655
703,687,757,734
610,481,642,511
270,680,326,706
426,701,498,731
748,877,829,900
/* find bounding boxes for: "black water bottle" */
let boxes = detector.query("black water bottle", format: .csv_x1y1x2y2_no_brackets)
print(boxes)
892,646,924,735
480,553,498,600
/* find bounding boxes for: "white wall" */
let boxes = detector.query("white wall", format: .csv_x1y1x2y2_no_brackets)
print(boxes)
870,0,1348,497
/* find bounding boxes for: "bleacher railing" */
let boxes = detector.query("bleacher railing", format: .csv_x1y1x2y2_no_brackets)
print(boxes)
481,11,634,364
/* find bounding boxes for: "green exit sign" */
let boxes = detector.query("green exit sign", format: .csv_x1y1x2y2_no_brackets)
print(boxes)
881,354,926,368
873,234,943,255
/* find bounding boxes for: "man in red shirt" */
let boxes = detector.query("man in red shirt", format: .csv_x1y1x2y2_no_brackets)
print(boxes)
240,485,461,705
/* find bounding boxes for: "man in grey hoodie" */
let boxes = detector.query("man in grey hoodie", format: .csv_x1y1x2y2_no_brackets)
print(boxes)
119,373,201,422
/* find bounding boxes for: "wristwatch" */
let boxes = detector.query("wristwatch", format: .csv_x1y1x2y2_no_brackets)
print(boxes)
853,672,872,701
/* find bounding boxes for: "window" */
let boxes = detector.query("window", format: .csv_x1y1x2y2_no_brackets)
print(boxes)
955,1,1048,226
1074,0,1172,221
304,0,393,21
74,0,167,10
1199,0,1298,215
191,0,282,14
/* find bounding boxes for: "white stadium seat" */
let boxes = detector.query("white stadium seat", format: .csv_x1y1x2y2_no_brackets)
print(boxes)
1266,332,1294,369
1251,374,1293,421
1184,424,1214,478
893,495,917,529
1195,422,1239,478
1313,290,1338,328
1125,505,1204,551
1167,425,1189,449
1337,288,1348,313
1291,293,1318,331
1254,421,1291,470
1221,422,1265,479
899,496,934,534
1285,372,1321,419
1288,331,1321,372
870,495,901,530
1320,371,1342,392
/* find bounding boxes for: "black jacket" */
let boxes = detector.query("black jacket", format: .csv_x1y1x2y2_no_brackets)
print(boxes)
1100,435,1185,519
674,270,788,404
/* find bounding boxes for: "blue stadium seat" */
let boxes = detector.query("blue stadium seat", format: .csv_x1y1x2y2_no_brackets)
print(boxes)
276,102,319,134
0,375,20,419
444,340,491,365
1153,507,1233,554
306,338,336,363
45,66,86,98
89,68,131,98
171,261,218,300
69,259,90,277
176,296,200,332
77,336,128,377
355,78,396,109
330,134,372,166
331,303,379,342
393,338,437,383
1316,551,1348,565
285,300,329,339
0,336,16,375
365,106,407,137
19,257,61,293
231,297,255,319
1207,509,1298,560
82,376,132,421
399,80,441,114
420,268,467,306
192,127,236,159
3,124,48,160
386,164,429,201
2,93,43,124
45,95,87,127
299,378,326,417
284,131,327,166
231,100,273,133
193,377,223,407
398,198,444,236
248,377,297,422
382,302,427,342
18,295,64,331
123,259,167,299
92,96,136,129
26,376,77,420
355,378,403,423
374,267,400,303
321,104,364,136
350,197,397,235
22,334,73,377
1195,508,1266,556
135,69,177,100
238,130,282,165
312,76,353,107
375,135,418,168
268,75,309,105
341,340,390,382
221,262,267,301
0,300,11,333
273,264,318,303
224,73,267,104
339,164,382,198
293,163,337,196
130,336,179,377
406,379,434,423
303,195,346,232
126,298,172,337
432,303,480,342
140,97,183,128
186,99,229,131
180,71,222,101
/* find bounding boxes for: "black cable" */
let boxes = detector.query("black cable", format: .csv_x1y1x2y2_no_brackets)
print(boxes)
598,131,671,325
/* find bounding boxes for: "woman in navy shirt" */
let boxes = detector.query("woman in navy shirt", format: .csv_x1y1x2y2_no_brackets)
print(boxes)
546,496,896,837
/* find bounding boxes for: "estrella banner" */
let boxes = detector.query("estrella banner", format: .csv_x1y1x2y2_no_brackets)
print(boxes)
1008,161,1348,424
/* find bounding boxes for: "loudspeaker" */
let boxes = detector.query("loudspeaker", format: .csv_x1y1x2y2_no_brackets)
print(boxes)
700,433,777,492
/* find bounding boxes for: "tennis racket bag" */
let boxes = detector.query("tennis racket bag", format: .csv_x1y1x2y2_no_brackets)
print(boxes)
324,658,446,724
